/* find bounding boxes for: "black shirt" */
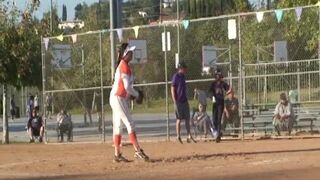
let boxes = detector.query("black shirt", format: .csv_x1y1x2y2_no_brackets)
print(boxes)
209,80,230,104
28,116,43,129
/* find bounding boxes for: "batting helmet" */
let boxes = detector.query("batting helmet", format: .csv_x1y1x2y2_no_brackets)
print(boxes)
214,68,224,79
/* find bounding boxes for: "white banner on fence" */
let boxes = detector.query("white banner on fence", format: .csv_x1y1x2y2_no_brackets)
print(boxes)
228,19,237,40
162,32,171,52
175,53,179,69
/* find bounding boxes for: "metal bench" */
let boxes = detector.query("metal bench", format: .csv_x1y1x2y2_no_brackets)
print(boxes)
243,114,274,135
295,117,318,134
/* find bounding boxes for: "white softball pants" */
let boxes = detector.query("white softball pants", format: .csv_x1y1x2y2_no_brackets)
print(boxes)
109,95,135,135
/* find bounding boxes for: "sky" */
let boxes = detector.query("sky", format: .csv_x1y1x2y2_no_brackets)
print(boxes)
13,0,260,21
15,0,99,20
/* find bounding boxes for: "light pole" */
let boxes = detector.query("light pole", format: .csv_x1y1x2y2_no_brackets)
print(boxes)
110,0,116,80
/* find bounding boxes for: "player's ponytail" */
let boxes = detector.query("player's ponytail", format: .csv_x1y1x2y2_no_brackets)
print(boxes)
116,43,128,68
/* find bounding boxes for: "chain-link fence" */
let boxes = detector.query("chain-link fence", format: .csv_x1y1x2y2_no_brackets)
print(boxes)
41,4,320,143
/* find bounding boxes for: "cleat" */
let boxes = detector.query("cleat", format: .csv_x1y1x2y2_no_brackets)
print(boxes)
177,137,183,144
215,136,221,143
113,154,129,163
187,137,197,143
134,149,149,161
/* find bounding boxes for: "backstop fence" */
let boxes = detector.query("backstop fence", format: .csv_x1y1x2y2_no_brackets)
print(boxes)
41,4,320,143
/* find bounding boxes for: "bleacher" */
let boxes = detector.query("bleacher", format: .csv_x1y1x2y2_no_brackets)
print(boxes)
224,103,320,136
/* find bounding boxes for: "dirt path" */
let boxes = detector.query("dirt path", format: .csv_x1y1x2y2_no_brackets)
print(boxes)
1,138,320,179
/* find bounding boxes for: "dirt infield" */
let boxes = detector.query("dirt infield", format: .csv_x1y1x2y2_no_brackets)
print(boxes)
1,138,320,180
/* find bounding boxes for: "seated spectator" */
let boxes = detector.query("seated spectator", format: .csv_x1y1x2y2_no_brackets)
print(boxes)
222,90,240,133
56,110,73,142
273,92,294,136
27,109,44,143
192,104,213,140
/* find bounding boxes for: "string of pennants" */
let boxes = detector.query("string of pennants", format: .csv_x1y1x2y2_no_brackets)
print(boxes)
44,3,320,51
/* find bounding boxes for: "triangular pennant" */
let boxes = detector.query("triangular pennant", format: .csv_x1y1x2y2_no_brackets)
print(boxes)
44,38,49,50
56,34,64,41
71,34,77,43
116,29,123,42
295,7,303,21
275,9,284,23
133,26,139,38
182,20,189,30
256,12,264,23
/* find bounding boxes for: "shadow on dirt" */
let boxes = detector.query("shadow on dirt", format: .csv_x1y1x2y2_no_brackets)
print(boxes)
147,147,320,163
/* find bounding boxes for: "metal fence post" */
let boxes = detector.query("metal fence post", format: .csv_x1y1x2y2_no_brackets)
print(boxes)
164,25,170,141
297,63,301,102
41,36,47,143
264,64,267,105
308,61,311,101
99,32,105,143
228,45,232,87
238,15,244,140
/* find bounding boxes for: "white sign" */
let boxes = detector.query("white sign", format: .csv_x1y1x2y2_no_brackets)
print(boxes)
228,19,237,40
51,44,72,69
274,41,288,62
128,39,148,64
175,53,179,69
202,46,217,68
162,31,171,51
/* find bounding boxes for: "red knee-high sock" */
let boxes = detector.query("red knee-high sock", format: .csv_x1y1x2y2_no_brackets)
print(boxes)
129,132,138,146
114,135,121,150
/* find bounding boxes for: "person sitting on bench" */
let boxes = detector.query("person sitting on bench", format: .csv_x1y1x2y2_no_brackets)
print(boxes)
273,92,294,136
192,104,213,140
222,90,240,134
27,109,44,143
56,110,73,142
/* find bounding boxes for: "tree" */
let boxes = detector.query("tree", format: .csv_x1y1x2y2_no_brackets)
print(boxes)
74,3,84,20
0,1,42,143
182,0,251,18
62,4,67,21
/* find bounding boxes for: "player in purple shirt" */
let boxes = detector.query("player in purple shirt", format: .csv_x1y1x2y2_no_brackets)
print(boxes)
209,69,231,143
171,62,196,144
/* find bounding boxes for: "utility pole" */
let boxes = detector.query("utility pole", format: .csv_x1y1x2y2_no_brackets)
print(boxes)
176,0,180,60
50,0,53,33
110,0,123,79
160,0,162,22
110,0,115,80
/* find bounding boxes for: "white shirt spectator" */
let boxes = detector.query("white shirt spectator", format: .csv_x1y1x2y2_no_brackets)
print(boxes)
274,102,293,118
